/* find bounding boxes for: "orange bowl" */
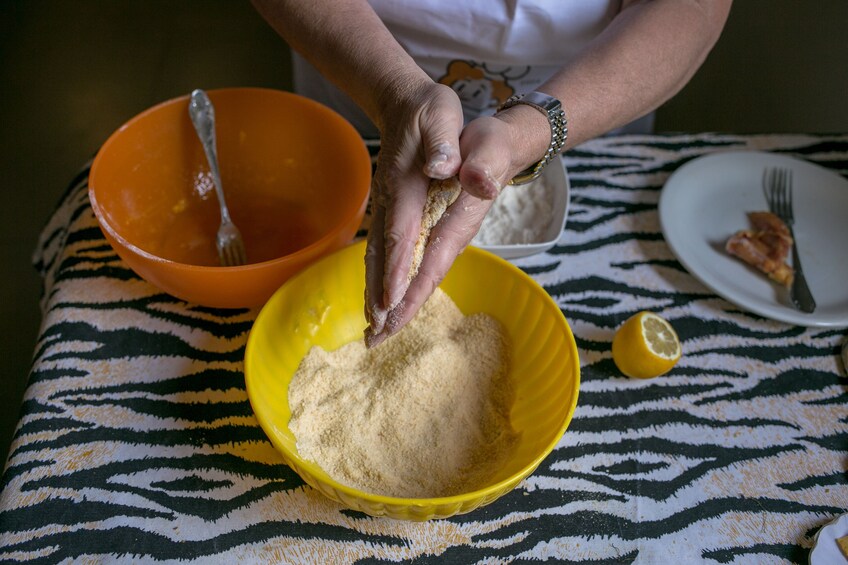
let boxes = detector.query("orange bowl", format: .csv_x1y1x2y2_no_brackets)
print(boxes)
89,87,371,308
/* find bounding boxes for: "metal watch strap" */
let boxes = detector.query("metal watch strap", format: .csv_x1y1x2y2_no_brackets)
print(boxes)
496,91,567,185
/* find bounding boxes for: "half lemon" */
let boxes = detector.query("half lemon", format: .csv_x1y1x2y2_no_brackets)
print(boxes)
612,311,682,379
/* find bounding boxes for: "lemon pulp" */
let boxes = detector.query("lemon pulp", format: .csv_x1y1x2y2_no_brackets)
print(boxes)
642,316,680,359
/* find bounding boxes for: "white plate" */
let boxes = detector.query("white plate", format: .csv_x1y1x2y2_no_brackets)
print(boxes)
659,150,848,327
810,512,848,564
473,157,570,260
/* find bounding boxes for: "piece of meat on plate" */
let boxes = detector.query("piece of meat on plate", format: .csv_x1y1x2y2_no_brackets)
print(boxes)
725,211,794,287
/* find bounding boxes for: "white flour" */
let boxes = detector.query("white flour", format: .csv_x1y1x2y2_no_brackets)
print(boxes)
472,175,554,245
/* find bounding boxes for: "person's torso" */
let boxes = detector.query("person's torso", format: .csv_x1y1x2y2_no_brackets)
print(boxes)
293,0,625,135
375,0,620,121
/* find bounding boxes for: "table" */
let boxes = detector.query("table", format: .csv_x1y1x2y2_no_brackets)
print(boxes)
1,133,846,564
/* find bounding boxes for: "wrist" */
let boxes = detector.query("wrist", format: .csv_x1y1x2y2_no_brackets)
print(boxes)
493,105,551,175
495,91,568,185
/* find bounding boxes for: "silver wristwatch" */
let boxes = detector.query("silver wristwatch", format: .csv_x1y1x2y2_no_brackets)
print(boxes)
496,91,567,185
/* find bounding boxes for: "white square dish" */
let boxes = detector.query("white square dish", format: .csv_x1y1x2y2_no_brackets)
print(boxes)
471,157,570,260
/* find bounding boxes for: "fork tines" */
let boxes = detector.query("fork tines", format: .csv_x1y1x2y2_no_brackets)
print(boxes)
763,167,793,222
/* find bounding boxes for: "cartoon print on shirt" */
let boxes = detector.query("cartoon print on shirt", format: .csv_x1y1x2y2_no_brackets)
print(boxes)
437,60,531,122
480,63,533,82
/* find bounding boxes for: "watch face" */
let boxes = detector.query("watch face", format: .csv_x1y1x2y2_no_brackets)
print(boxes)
522,92,561,113
498,91,562,114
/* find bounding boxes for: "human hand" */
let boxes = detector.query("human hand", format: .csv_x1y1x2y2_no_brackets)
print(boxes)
364,80,464,344
366,106,541,347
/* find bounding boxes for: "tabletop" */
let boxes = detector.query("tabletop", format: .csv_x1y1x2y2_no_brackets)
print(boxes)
1,133,846,564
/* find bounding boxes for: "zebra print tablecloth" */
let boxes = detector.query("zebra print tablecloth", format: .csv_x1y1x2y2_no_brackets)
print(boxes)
1,134,846,564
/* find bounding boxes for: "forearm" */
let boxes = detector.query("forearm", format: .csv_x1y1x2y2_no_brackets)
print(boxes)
501,0,732,171
552,0,731,143
250,0,430,129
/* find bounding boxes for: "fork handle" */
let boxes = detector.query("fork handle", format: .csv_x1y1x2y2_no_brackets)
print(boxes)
188,89,233,224
788,235,816,313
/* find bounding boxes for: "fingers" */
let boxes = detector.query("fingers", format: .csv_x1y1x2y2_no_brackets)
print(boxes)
456,117,515,200
423,141,461,180
369,270,438,348
366,191,493,346
418,190,491,275
420,111,462,180
378,98,462,311
364,201,387,335
365,109,537,346
380,173,429,311
364,82,468,345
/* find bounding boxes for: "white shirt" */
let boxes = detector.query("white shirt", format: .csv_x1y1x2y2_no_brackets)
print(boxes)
293,0,652,137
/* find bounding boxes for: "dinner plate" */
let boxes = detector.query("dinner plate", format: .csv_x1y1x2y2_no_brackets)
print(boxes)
659,150,848,327
809,512,848,564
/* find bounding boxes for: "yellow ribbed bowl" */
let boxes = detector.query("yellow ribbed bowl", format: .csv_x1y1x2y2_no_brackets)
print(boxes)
244,240,580,520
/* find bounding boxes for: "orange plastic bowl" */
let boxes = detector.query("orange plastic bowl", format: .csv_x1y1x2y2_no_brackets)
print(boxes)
89,87,371,308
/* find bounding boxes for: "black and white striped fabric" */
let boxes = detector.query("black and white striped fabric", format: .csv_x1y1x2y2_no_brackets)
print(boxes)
1,133,846,563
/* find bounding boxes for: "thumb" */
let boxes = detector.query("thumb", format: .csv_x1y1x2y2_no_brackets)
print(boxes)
419,101,462,180
457,119,513,200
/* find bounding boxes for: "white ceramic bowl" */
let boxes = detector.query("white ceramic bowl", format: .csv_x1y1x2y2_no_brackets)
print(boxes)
472,158,570,260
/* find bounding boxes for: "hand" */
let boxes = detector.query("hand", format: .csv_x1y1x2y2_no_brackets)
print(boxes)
364,80,464,344
366,106,540,347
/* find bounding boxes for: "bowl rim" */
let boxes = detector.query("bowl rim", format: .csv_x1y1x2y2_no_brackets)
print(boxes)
473,156,570,259
88,86,372,273
245,240,581,509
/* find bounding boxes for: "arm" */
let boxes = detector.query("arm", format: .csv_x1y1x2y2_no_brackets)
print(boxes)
461,0,734,189
374,0,733,342
559,0,733,145
251,0,420,131
251,0,467,346
252,0,732,346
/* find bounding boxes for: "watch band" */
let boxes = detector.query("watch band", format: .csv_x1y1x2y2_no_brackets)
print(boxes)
496,91,567,185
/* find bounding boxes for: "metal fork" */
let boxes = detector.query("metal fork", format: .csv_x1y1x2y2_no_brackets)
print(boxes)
188,89,247,267
762,167,816,313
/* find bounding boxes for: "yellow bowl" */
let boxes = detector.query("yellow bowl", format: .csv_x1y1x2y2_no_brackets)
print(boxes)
244,240,580,520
